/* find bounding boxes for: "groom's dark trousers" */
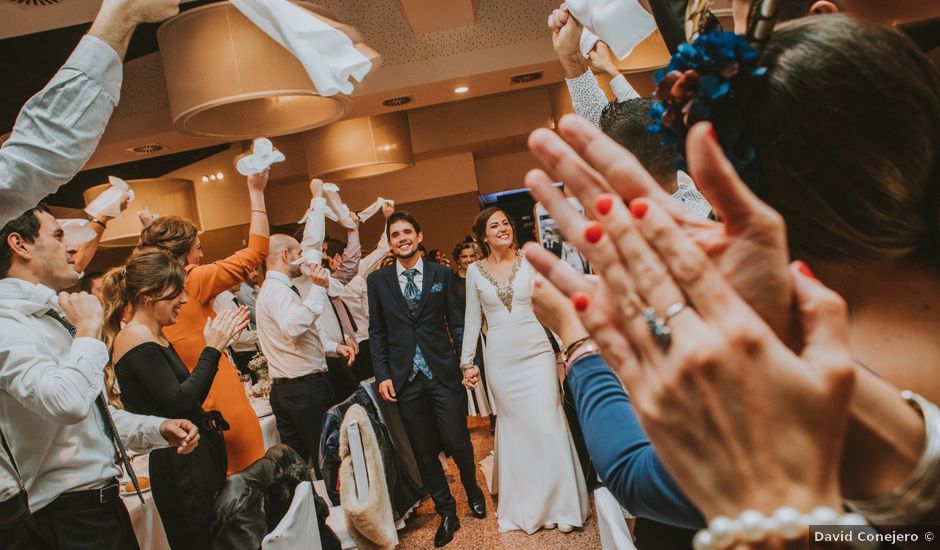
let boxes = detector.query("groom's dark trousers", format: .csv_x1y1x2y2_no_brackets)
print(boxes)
367,260,478,516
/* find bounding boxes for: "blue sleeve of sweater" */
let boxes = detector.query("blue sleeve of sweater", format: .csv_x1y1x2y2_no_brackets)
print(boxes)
567,353,705,529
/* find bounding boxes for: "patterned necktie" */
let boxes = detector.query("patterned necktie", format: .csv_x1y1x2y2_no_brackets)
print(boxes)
45,309,145,504
401,269,433,381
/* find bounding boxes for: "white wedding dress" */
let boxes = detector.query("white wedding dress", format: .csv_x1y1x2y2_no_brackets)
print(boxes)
461,253,590,534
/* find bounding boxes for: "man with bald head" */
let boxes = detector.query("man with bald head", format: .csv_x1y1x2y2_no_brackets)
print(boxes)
255,234,335,472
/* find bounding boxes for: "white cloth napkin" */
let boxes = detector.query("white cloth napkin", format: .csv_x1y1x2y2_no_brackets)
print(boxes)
85,176,133,220
567,0,656,60
291,249,323,267
59,219,98,245
321,183,357,229
357,198,389,223
230,0,372,96
236,138,286,176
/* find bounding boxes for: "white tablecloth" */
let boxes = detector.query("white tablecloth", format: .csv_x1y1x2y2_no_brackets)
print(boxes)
127,401,279,549
123,454,170,550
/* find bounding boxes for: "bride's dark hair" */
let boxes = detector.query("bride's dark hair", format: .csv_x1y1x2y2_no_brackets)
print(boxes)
472,207,518,258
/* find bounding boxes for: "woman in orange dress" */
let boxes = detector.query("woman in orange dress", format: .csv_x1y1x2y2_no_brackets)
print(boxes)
138,170,270,474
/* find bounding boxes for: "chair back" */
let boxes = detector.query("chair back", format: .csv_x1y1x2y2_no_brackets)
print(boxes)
262,481,322,549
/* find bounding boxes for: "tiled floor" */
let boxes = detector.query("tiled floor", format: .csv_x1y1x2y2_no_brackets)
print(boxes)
396,417,603,549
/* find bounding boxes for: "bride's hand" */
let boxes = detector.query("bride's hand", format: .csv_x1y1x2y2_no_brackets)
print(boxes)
462,366,480,389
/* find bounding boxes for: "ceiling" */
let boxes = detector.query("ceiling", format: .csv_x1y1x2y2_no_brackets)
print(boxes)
0,0,580,186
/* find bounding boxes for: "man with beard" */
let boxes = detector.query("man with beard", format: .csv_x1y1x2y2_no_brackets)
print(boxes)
367,212,485,547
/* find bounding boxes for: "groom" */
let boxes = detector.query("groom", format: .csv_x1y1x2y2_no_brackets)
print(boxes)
367,211,485,547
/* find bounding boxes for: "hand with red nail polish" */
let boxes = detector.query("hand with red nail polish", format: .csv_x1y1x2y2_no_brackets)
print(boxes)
594,194,614,216
629,199,649,220
584,223,604,244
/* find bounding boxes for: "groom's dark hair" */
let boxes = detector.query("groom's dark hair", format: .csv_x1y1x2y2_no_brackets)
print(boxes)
386,211,421,239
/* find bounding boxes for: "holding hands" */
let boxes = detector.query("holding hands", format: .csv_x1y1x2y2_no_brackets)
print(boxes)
204,307,250,352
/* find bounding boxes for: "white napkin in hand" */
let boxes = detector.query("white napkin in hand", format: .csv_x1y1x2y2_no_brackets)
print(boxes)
566,0,656,60
236,138,286,176
291,249,323,267
230,0,372,96
357,197,388,223
59,219,98,245
321,183,356,229
85,176,133,220
580,29,600,58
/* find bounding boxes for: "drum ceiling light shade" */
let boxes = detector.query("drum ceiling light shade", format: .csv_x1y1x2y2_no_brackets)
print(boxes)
616,30,671,73
303,112,414,181
157,2,373,139
83,178,201,248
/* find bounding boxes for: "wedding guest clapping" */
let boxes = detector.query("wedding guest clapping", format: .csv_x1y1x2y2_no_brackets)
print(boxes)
106,249,249,550
139,169,270,475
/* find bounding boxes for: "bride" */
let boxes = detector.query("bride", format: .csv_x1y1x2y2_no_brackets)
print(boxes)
460,207,589,534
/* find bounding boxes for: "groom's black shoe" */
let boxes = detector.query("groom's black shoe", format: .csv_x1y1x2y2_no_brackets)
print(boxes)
434,514,460,547
468,488,487,519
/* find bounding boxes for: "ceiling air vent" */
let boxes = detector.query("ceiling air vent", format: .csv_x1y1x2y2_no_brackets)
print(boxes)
126,143,167,155
382,96,413,107
510,71,544,85
9,0,62,5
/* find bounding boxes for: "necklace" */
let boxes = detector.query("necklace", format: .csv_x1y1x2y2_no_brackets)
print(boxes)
476,251,522,312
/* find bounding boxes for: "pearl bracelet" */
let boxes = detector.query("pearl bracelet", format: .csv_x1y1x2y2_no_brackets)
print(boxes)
693,506,869,550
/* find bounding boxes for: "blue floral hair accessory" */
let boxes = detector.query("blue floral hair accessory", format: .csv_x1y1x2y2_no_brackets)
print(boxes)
649,31,767,187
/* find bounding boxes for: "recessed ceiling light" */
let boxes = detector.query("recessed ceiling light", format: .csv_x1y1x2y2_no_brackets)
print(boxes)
454,86,469,94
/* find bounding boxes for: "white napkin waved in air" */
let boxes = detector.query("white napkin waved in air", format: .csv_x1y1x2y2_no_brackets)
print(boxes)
321,183,357,229
59,219,98,245
357,198,391,222
230,0,372,96
566,0,656,60
236,138,286,176
85,176,134,220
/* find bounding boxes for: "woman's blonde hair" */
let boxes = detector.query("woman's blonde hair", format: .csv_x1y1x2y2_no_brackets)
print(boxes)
100,249,186,407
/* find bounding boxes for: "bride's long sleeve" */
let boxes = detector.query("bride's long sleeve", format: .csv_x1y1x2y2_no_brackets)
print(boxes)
459,265,483,366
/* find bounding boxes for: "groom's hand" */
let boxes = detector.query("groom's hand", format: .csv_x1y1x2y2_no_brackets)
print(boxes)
378,380,397,402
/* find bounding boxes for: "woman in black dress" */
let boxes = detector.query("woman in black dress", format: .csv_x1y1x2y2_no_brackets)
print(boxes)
102,249,249,549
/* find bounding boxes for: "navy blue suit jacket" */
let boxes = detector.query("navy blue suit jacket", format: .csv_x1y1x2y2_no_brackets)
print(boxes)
367,261,465,392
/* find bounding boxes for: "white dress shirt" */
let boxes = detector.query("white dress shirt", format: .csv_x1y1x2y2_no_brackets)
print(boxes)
334,234,390,343
396,257,424,295
0,35,122,227
0,278,168,511
212,290,260,353
256,271,329,379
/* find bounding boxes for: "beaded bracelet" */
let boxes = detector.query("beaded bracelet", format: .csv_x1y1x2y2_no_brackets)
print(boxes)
693,506,869,550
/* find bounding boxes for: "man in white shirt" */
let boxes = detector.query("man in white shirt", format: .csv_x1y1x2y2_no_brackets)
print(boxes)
0,0,183,228
255,234,334,475
213,288,260,376
0,205,199,550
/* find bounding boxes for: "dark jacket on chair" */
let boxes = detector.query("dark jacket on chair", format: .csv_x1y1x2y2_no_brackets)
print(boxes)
366,261,465,392
210,444,341,550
